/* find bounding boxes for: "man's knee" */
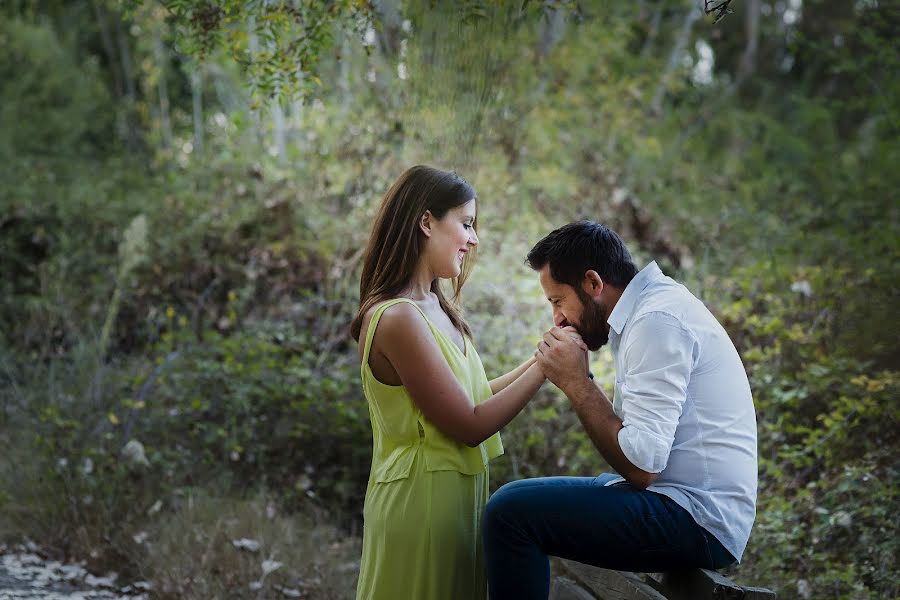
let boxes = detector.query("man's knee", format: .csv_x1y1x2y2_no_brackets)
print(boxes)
483,478,544,538
483,483,511,531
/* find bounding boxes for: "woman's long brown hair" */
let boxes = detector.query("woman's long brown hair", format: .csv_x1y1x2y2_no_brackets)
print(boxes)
350,165,478,341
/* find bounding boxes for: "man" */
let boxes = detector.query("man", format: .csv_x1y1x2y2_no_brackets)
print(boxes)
482,221,758,600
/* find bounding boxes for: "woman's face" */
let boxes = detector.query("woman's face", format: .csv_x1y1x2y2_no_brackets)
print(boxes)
425,198,478,278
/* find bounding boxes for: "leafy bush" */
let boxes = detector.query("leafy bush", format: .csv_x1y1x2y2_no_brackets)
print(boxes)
713,263,898,599
0,18,112,157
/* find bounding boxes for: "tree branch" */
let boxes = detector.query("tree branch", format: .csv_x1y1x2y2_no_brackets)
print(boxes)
704,0,737,24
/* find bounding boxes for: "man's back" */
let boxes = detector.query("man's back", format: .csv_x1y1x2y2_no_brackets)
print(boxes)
607,262,757,561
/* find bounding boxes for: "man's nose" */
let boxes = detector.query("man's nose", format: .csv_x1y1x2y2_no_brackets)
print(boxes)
553,310,568,328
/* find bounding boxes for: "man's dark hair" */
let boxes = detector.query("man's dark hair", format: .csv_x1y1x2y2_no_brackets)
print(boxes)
526,221,638,289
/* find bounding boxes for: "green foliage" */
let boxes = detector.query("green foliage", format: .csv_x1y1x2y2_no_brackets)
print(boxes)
142,316,370,511
1,341,164,575
711,263,899,598
0,18,112,157
126,0,372,104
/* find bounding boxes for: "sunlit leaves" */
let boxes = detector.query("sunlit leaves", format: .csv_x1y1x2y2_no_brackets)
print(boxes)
126,0,372,103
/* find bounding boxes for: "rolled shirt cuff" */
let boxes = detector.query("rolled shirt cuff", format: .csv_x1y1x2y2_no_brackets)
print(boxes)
618,425,670,474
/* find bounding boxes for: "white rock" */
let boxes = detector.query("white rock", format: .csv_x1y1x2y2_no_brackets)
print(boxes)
790,280,813,297
84,572,117,588
231,538,261,553
261,559,283,576
120,440,149,467
131,531,149,545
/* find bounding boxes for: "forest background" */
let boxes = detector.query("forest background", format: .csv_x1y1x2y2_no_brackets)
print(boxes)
1,1,897,599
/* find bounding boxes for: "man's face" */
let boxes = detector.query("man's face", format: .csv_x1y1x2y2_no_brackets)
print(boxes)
538,265,610,351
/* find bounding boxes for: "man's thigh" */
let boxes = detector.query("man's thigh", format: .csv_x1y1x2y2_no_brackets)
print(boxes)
487,475,712,572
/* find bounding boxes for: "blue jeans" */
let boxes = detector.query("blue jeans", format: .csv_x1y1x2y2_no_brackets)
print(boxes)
482,474,735,600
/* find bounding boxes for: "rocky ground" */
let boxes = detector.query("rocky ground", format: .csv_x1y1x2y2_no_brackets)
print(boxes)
0,542,599,600
0,545,149,600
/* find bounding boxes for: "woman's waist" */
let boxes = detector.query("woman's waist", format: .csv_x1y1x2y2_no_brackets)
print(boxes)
374,437,488,463
370,435,501,482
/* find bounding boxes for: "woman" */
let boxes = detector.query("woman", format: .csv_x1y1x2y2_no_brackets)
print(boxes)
350,165,547,599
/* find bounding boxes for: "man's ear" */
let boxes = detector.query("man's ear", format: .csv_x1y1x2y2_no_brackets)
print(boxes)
419,210,433,238
582,270,604,299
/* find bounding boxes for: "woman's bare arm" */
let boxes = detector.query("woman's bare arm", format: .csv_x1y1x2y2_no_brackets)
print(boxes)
375,303,545,447
489,357,537,394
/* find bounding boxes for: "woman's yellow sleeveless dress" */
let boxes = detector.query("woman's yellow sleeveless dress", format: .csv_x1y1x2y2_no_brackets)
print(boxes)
355,298,503,600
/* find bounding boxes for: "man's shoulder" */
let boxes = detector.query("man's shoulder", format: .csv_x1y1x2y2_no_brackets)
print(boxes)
628,279,725,342
632,278,695,320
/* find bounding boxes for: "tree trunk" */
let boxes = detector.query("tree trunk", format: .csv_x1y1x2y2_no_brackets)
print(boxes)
271,100,287,164
339,35,351,114
113,10,140,150
372,0,402,59
538,6,566,58
192,66,204,157
91,0,128,144
640,3,664,57
735,0,761,88
154,33,173,152
247,16,264,147
651,2,702,115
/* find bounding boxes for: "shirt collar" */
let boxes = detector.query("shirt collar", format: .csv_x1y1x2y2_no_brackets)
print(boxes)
607,261,663,335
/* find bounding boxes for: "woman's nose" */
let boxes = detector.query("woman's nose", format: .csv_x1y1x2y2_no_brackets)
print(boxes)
468,230,479,246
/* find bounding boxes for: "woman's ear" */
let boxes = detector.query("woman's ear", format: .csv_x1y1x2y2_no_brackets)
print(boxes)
419,210,433,238
583,270,604,299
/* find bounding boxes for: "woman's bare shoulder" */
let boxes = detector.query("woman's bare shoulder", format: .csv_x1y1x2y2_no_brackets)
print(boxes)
359,299,425,346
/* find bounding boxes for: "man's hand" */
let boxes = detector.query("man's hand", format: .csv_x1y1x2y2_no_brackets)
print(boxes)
535,326,590,395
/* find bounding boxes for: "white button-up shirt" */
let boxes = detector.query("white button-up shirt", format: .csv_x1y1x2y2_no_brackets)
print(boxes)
605,261,758,561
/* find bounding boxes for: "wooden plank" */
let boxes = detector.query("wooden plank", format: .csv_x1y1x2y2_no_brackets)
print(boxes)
551,576,599,600
644,573,671,599
560,559,669,600
648,570,777,600
560,563,776,600
644,573,666,590
658,569,744,600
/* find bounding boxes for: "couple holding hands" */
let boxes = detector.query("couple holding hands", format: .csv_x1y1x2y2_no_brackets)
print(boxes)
351,166,758,600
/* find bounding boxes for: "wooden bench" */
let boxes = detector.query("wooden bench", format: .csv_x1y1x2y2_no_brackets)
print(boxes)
552,558,776,600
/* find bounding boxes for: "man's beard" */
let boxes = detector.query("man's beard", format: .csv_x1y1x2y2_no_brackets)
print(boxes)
574,289,609,351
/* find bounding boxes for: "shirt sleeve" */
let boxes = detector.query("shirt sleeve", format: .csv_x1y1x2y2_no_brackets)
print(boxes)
616,311,697,474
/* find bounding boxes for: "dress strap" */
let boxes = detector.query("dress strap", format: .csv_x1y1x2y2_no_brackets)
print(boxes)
361,298,427,371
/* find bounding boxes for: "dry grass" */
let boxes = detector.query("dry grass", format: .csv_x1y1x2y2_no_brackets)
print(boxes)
133,491,361,599
0,434,362,599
